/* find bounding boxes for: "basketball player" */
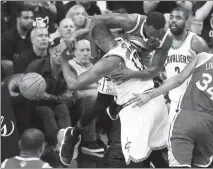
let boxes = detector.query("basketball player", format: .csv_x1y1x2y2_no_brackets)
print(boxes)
1,128,52,168
128,7,209,122
59,23,170,166
52,12,173,131
129,51,213,167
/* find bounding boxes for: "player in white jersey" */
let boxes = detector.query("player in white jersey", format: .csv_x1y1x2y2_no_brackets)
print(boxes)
1,128,52,168
127,7,209,123
59,23,170,166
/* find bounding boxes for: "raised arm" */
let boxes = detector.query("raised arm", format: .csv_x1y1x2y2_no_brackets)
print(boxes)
90,13,143,32
132,34,173,80
61,56,122,91
194,1,213,21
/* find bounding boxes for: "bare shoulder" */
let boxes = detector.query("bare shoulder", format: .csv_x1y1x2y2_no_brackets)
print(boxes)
191,35,209,53
196,52,213,66
159,31,173,51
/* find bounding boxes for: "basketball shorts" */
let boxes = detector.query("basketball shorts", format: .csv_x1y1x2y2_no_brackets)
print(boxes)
119,95,170,164
168,110,213,167
169,100,179,124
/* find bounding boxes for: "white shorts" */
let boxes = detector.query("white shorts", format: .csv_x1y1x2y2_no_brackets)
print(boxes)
169,101,179,124
119,95,170,164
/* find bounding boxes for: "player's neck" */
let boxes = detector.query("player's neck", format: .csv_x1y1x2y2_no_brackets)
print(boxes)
173,29,188,41
33,46,47,57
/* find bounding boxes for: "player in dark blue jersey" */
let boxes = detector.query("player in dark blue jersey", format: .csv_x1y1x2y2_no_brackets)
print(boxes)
128,52,213,167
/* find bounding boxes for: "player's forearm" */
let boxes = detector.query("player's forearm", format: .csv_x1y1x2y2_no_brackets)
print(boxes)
91,13,136,31
131,67,160,80
75,28,89,39
195,1,213,21
143,1,159,14
61,60,78,91
149,54,199,100
149,76,184,100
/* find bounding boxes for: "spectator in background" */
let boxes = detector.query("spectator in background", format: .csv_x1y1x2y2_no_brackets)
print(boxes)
107,1,144,14
66,4,89,31
1,128,52,168
77,1,101,16
190,1,213,53
143,1,193,15
23,1,58,34
14,27,49,74
1,5,34,61
25,46,72,146
50,18,76,49
68,39,106,157
1,1,25,29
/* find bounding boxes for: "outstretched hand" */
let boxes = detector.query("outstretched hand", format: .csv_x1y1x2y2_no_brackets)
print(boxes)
127,92,152,108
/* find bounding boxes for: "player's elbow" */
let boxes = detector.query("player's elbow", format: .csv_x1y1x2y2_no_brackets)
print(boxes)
91,15,104,25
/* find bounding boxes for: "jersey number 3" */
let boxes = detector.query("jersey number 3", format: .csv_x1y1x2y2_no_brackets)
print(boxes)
196,73,213,100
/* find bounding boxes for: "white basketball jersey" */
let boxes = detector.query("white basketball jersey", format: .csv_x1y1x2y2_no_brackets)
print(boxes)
102,38,154,105
165,31,196,102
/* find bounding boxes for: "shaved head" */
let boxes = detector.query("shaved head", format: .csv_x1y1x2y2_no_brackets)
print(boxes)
19,128,44,151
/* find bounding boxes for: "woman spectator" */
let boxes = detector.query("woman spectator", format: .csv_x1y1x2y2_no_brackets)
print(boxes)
66,4,90,31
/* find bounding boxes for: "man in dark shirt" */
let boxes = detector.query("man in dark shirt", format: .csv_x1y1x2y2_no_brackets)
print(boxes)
1,5,34,61
14,27,49,73
25,52,72,146
78,1,101,16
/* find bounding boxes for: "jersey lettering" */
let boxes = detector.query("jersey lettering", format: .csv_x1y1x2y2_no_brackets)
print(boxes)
196,73,213,100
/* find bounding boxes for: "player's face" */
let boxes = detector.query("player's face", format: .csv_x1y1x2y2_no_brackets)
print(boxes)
74,40,91,64
72,7,86,28
32,28,49,49
169,11,186,35
18,11,34,31
146,25,163,41
59,19,76,38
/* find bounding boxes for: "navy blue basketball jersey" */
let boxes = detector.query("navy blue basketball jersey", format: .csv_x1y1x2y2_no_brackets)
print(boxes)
179,53,213,114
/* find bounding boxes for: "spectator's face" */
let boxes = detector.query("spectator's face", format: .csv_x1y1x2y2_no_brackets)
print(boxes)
18,11,34,30
72,7,86,28
169,11,186,35
74,40,91,64
59,19,76,38
32,28,49,49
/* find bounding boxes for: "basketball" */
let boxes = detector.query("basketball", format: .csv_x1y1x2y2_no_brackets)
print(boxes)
19,73,46,100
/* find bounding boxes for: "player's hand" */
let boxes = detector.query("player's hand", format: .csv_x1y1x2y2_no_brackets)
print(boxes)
111,64,134,84
188,49,196,57
50,42,67,58
57,92,75,106
127,92,152,108
38,92,51,101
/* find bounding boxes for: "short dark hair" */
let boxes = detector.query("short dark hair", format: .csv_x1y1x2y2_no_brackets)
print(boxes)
20,128,44,151
146,11,166,29
17,4,34,17
171,7,190,20
91,23,112,41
